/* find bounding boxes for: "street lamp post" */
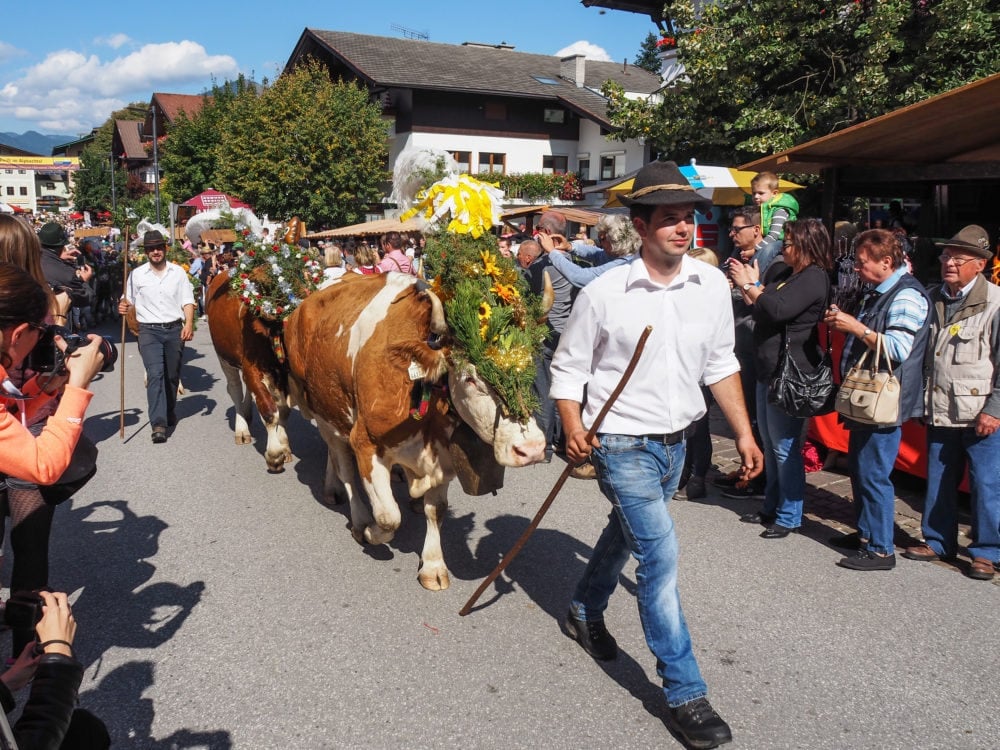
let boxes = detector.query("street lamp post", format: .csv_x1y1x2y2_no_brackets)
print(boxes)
109,152,117,214
150,103,161,223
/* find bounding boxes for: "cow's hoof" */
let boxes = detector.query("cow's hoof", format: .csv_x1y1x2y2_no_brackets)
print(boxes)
265,452,291,473
325,488,348,506
350,526,365,545
283,451,293,464
364,525,395,546
409,498,424,515
418,563,451,591
234,433,253,445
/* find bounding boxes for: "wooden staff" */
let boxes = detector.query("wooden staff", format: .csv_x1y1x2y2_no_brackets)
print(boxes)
459,325,652,617
119,223,130,439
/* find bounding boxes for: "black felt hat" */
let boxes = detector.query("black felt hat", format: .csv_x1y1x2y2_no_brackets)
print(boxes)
142,230,167,249
619,160,711,210
37,222,68,248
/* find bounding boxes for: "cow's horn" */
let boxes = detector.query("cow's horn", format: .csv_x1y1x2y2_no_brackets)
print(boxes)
423,287,448,336
539,269,555,320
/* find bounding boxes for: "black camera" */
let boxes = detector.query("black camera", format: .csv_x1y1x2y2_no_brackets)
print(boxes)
3,591,46,630
26,325,117,375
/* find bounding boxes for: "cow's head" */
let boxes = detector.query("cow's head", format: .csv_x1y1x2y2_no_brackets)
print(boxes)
447,362,546,467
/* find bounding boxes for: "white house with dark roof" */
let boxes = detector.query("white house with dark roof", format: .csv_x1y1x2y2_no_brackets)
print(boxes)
285,29,661,205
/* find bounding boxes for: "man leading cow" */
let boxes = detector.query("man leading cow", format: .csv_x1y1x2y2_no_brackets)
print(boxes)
549,160,763,750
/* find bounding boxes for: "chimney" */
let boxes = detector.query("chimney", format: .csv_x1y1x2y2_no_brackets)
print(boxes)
560,54,586,88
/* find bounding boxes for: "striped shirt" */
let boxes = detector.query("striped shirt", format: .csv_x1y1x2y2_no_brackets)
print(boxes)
840,266,929,373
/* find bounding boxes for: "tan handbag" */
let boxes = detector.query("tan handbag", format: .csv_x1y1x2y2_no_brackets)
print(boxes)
834,333,900,426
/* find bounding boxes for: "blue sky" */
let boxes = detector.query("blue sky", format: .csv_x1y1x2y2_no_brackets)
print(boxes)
0,1,658,136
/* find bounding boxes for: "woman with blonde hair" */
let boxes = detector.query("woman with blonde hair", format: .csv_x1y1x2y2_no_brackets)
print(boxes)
538,213,641,288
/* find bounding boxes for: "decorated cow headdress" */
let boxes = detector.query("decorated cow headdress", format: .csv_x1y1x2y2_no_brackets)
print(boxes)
397,149,547,423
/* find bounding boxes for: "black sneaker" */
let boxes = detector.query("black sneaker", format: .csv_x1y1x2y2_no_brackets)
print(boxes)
721,483,765,500
151,427,167,444
563,609,618,661
837,549,896,571
829,531,863,550
685,476,707,500
666,697,733,749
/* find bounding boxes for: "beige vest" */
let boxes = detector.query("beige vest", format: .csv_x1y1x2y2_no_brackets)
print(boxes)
925,276,1000,427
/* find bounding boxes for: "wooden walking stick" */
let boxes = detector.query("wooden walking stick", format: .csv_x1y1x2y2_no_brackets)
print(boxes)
459,325,652,616
119,223,130,439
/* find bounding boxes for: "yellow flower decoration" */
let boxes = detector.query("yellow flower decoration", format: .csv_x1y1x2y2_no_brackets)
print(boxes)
491,282,520,304
478,300,493,339
485,343,534,373
400,174,503,238
480,250,501,279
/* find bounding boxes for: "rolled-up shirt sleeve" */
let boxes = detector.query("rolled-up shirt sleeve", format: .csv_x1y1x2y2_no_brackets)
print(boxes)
701,274,741,386
549,288,600,403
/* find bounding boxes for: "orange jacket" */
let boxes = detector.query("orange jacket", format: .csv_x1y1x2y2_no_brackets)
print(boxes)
0,364,93,484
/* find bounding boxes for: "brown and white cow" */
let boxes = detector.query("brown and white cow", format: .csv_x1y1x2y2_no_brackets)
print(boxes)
283,272,546,590
205,271,292,472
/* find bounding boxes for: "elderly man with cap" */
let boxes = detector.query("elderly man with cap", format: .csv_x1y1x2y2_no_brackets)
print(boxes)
549,160,762,749
37,221,94,329
903,225,1000,581
117,231,195,443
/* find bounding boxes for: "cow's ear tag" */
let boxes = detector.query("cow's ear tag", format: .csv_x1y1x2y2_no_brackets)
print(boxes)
408,360,427,381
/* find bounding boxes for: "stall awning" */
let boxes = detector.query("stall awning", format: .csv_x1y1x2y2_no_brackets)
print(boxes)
304,217,424,239
741,73,1000,176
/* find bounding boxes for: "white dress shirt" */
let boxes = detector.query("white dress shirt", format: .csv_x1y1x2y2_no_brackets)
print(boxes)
549,253,739,435
126,262,196,324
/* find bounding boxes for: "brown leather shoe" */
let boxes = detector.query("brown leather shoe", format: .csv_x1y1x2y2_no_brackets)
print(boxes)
901,544,941,562
968,557,996,581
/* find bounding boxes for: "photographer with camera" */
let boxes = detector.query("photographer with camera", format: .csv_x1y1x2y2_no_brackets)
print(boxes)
1,263,107,663
37,224,93,333
0,591,110,749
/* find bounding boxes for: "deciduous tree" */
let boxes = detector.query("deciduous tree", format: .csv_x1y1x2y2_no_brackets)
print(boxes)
213,60,388,228
604,0,999,165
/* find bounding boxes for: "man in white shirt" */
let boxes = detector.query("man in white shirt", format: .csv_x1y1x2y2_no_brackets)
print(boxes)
549,160,762,750
118,231,195,443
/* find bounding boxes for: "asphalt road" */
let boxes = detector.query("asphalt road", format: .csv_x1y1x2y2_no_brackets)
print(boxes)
15,320,999,749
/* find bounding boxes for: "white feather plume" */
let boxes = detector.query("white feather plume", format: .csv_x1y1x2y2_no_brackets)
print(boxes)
391,148,461,211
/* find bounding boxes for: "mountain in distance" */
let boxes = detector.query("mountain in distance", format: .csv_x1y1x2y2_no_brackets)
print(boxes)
0,131,77,155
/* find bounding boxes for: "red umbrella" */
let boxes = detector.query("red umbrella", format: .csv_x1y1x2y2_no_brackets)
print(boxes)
181,189,251,211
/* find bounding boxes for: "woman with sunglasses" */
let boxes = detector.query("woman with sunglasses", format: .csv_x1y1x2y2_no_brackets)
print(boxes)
0,263,105,485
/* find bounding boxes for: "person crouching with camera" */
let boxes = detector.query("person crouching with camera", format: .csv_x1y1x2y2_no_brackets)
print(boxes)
0,590,110,748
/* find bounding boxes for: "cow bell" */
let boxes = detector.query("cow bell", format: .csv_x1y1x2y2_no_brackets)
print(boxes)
283,217,304,244
449,422,505,496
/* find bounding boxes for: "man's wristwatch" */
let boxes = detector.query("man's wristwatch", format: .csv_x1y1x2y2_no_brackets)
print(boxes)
741,281,761,292
862,328,872,338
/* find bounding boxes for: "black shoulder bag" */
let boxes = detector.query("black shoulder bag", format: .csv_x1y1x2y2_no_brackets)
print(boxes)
767,324,836,418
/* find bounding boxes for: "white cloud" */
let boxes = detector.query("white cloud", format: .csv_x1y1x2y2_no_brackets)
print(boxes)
0,41,24,64
553,41,613,62
0,40,239,133
96,33,132,50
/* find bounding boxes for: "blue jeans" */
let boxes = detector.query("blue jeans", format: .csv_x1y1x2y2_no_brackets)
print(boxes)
137,324,184,429
755,382,806,528
571,434,707,708
848,426,902,556
924,426,1000,562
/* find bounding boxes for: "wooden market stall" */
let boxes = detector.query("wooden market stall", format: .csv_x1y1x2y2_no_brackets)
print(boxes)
741,73,1000,485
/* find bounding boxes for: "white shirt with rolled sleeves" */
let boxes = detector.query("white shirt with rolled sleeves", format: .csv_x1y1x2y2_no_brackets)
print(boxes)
549,253,740,436
125,262,196,324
